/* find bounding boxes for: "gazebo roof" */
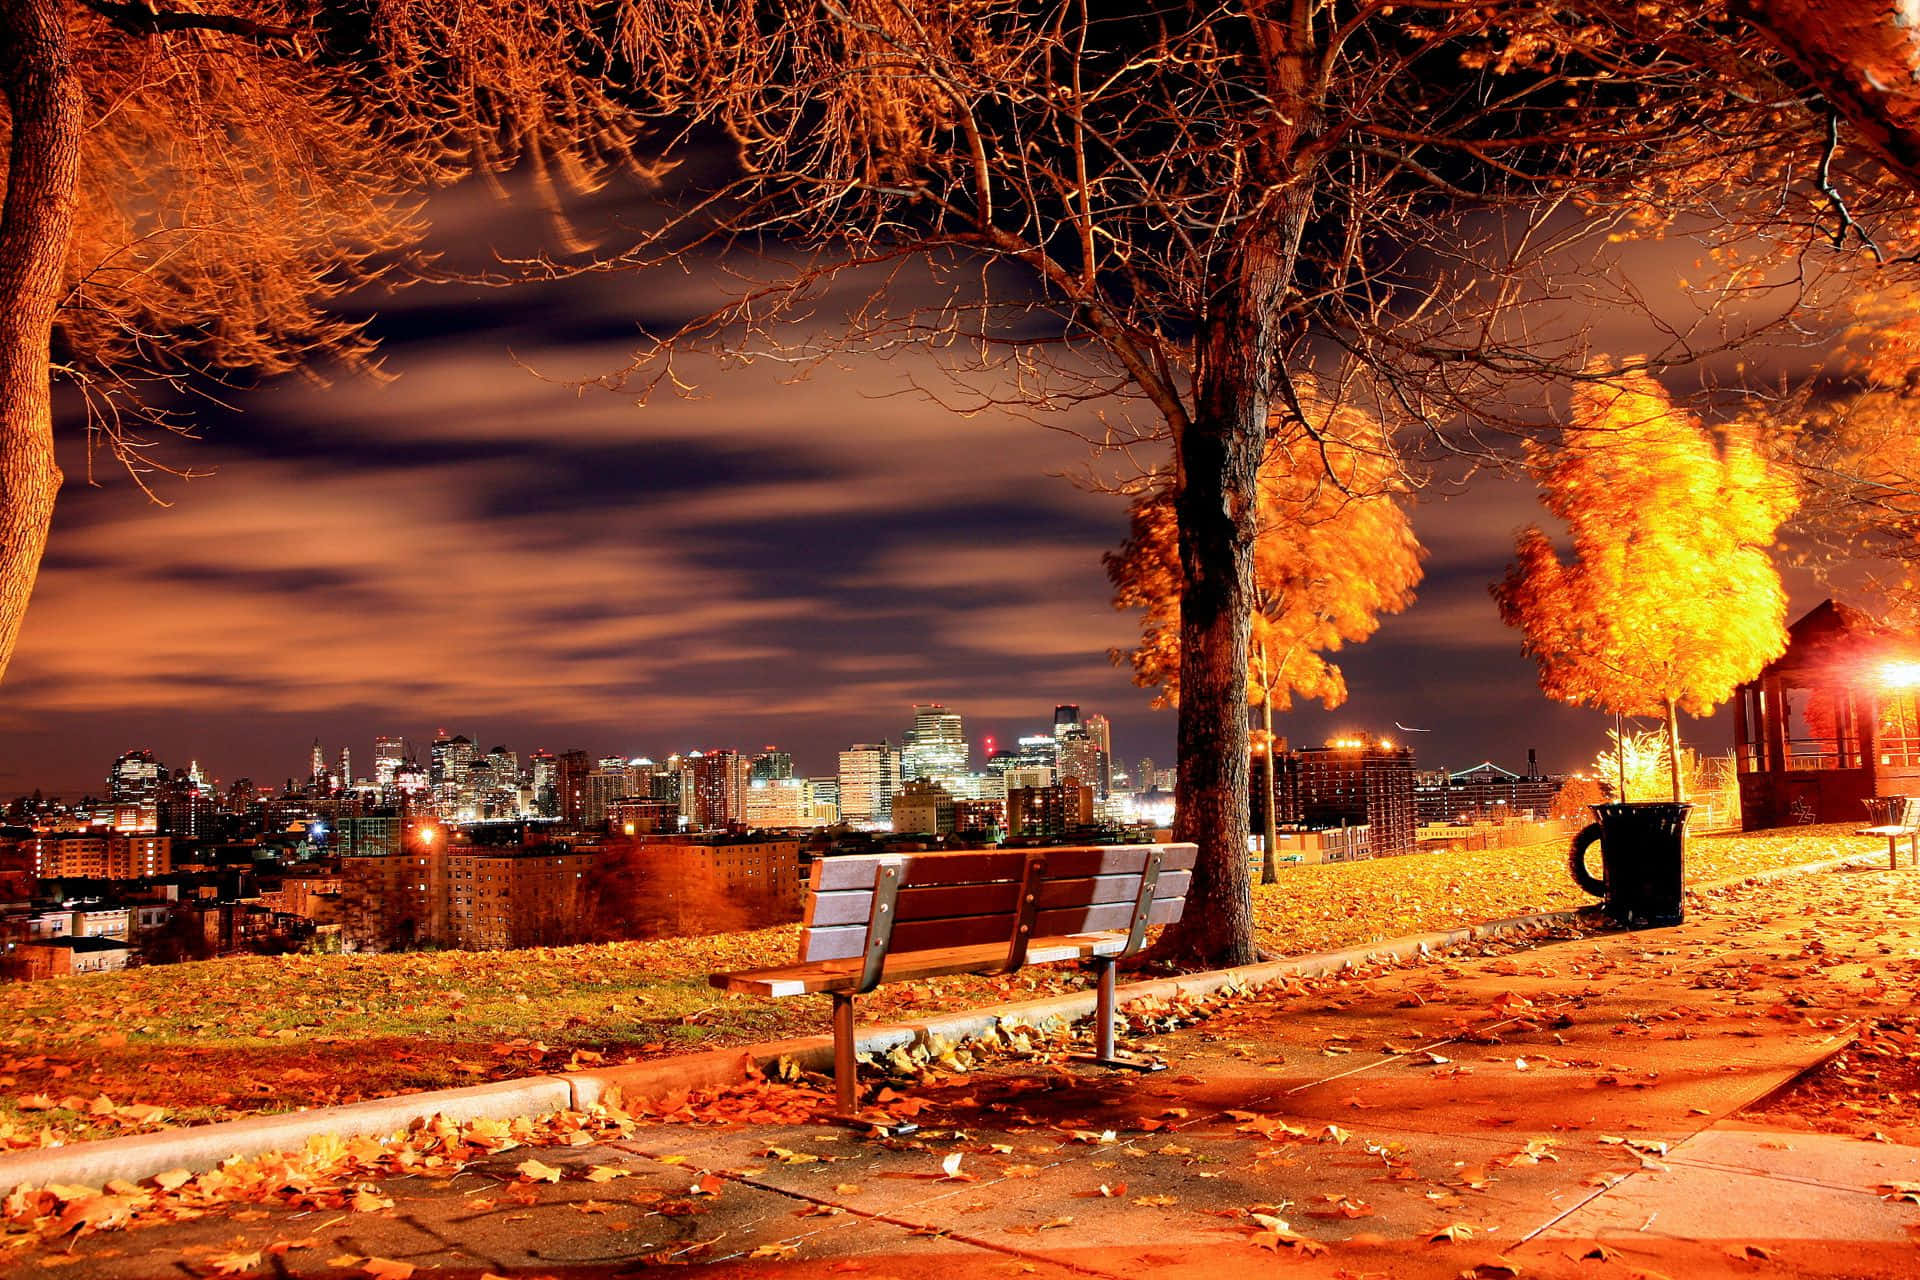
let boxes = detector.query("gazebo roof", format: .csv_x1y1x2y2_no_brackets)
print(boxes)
1748,600,1918,686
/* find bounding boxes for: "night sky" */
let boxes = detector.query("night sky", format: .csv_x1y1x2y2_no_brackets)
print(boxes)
0,183,1821,797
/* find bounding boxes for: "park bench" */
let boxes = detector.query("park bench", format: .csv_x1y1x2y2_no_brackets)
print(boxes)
710,842,1198,1130
1857,795,1920,869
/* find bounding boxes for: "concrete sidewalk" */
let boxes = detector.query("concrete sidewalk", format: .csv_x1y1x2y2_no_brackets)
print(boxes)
7,857,1918,1278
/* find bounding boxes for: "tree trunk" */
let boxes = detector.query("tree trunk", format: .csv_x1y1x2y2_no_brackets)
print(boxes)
1737,0,1920,191
1164,399,1262,969
1160,236,1293,969
0,0,79,686
1615,712,1629,802
1665,697,1685,805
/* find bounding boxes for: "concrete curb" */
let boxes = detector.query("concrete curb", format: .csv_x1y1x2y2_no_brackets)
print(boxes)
0,846,1877,1196
0,1076,572,1196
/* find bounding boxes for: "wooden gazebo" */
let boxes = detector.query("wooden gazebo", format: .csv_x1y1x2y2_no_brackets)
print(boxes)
1734,600,1920,830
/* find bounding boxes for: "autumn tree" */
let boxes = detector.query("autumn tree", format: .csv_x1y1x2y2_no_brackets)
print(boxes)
587,0,1920,966
1493,371,1801,803
0,1,644,681
1786,310,1920,626
1107,392,1422,885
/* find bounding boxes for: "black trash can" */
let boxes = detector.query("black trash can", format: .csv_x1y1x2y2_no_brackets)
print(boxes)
1569,801,1691,927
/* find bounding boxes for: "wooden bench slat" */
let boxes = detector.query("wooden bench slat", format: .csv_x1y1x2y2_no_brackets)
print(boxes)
712,932,1135,996
808,844,1196,893
801,895,1185,963
803,868,1194,929
810,851,1028,892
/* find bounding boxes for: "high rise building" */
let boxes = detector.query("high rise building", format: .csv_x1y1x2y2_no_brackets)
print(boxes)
108,749,162,807
374,737,406,788
309,739,326,791
1276,733,1418,857
556,749,591,828
431,733,477,788
838,742,902,826
338,746,352,790
528,749,558,815
584,765,630,829
749,748,794,782
903,704,968,780
158,765,213,839
687,749,750,829
108,749,163,833
1056,728,1101,796
1053,704,1081,741
1083,713,1114,797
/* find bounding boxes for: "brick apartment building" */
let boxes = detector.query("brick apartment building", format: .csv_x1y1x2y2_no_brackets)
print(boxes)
23,834,172,879
1272,734,1417,857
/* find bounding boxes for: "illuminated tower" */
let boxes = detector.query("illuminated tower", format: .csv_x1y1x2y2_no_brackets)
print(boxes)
374,736,405,787
838,741,903,825
903,704,967,780
1083,713,1113,798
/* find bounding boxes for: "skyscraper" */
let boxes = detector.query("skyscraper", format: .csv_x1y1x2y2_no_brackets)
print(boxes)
374,736,405,788
749,748,794,782
1083,713,1113,797
838,742,903,826
109,749,162,807
903,703,967,779
1056,729,1101,794
687,749,751,829
556,749,591,827
1053,704,1081,741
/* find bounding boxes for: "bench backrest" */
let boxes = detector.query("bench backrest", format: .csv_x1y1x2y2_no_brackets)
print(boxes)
800,844,1197,971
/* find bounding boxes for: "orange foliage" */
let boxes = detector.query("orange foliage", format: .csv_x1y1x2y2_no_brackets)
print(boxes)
1107,396,1423,711
1494,370,1800,724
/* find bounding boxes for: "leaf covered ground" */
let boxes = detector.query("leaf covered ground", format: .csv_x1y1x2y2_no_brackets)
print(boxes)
0,823,1876,1147
7,847,1916,1279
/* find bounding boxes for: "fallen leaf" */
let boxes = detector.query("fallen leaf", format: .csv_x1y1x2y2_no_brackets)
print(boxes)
206,1250,263,1275
516,1158,564,1183
1431,1223,1476,1244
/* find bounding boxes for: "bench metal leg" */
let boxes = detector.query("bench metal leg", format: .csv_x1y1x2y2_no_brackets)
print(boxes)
832,992,858,1116
1069,957,1165,1073
823,993,917,1137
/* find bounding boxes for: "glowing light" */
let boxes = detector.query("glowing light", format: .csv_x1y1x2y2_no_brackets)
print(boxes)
417,825,439,846
1881,661,1920,689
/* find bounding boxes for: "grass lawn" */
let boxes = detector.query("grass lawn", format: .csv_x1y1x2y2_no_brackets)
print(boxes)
0,823,1877,1147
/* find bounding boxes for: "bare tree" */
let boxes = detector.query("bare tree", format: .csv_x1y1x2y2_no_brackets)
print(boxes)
0,1,643,681
591,1,1907,966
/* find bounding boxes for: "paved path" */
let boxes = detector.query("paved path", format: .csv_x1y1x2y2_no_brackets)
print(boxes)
10,861,1920,1279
